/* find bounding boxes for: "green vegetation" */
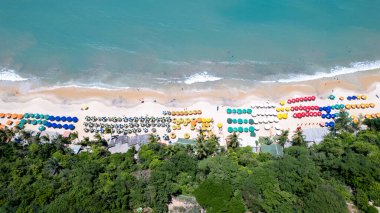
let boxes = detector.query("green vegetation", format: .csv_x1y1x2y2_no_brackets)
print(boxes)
1,118,380,212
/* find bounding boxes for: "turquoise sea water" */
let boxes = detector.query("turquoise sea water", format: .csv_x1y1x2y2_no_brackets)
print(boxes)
0,0,380,89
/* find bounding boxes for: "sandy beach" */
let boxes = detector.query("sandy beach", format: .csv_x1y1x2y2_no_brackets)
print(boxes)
1,69,380,147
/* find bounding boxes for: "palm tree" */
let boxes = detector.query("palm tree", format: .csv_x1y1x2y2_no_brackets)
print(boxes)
226,132,240,150
81,136,90,146
335,109,354,132
277,130,289,148
40,134,50,143
148,134,159,144
46,157,63,176
292,129,306,146
0,127,15,143
104,127,113,139
69,131,79,144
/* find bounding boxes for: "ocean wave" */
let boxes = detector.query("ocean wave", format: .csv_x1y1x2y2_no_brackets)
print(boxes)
277,60,380,83
0,67,28,81
183,72,222,85
159,59,270,66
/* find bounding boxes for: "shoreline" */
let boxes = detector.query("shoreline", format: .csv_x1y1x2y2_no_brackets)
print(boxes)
1,68,380,145
0,68,379,107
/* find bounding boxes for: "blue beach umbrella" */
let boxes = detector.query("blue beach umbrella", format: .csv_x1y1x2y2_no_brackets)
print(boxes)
31,120,37,125
52,123,58,128
63,124,69,130
326,114,332,119
322,114,326,119
60,116,67,122
55,116,61,121
49,116,55,121
66,117,72,122
45,122,52,128
57,124,62,129
72,117,78,123
69,124,75,130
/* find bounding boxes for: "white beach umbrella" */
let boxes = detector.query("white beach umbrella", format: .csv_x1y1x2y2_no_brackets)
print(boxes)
274,117,279,123
255,126,260,131
269,117,274,123
275,125,281,130
264,124,271,130
276,130,282,136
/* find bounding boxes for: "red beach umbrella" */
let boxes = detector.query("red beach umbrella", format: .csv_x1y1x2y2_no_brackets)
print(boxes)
311,96,316,101
287,100,292,104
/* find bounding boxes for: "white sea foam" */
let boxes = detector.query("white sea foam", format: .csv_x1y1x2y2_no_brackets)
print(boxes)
277,60,380,83
183,72,222,85
0,67,28,81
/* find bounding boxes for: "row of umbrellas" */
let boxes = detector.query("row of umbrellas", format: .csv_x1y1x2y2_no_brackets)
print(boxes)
84,127,157,134
226,108,253,114
84,122,170,128
23,113,78,123
85,116,171,123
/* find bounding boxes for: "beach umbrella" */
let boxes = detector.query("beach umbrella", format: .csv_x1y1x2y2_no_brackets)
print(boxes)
280,100,285,106
244,127,249,133
238,119,243,124
238,127,243,133
249,126,255,132
326,114,332,119
242,109,247,114
31,120,37,125
60,116,67,122
227,118,232,124
237,109,242,114
67,117,72,122
38,126,46,131
264,124,271,130
69,124,75,130
72,117,78,123
243,119,248,124
227,108,232,114
255,126,260,131
63,124,69,130
184,133,190,139
370,103,375,108
287,100,292,104
362,95,367,100
54,116,60,121
232,109,237,114
52,123,58,128
23,113,30,119
247,108,252,114
250,132,256,137
249,119,254,125
217,123,223,128
56,124,62,129
329,95,335,100
49,116,55,121
37,120,42,124
275,125,281,130
233,127,238,132
232,119,237,124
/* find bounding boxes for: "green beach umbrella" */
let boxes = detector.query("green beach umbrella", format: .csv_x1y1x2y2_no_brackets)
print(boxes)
44,114,50,120
228,127,233,133
20,119,26,124
331,105,335,110
249,126,255,132
238,119,243,124
227,118,232,124
244,119,248,124
329,95,335,100
237,109,242,114
23,113,29,119
227,108,232,114
43,120,48,125
249,119,254,125
335,104,340,109
244,127,248,132
37,120,42,124
233,127,238,132
250,132,256,137
233,119,237,124
247,108,252,114
243,109,247,114
238,127,243,133
35,114,41,119
31,120,37,125
18,124,24,129
30,114,35,118
39,126,46,131
232,109,237,114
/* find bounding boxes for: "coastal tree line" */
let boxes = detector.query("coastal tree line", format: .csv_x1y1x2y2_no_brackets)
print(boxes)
1,114,380,212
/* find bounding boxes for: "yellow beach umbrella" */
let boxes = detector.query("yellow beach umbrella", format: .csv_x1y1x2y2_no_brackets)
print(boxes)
362,95,367,100
172,125,177,130
285,107,291,111
353,118,359,124
170,133,176,139
276,108,281,112
351,104,356,109
217,123,223,128
177,125,181,130
370,103,375,108
365,114,371,119
360,104,366,109
190,125,195,131
277,114,283,119
339,96,344,101
280,100,285,106
372,114,377,118
345,104,351,109
376,113,380,118
283,113,288,119
184,133,190,139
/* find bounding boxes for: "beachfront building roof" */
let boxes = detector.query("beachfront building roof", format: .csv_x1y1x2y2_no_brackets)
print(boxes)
260,144,284,157
174,138,196,146
108,134,150,147
69,144,82,154
109,143,130,154
303,127,330,145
